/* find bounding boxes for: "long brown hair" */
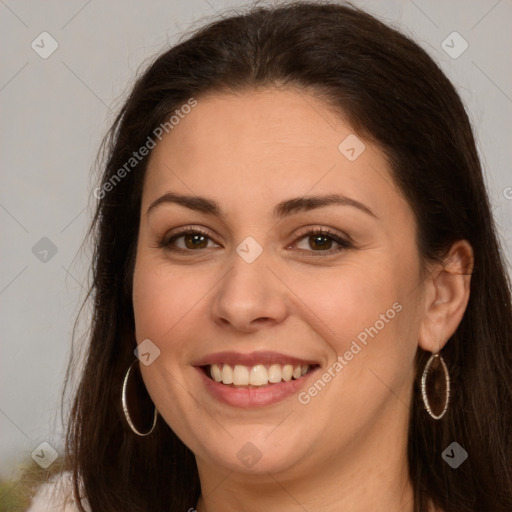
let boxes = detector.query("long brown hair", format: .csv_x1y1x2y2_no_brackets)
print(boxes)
64,2,512,510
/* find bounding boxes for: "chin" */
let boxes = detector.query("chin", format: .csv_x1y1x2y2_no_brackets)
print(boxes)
194,426,313,475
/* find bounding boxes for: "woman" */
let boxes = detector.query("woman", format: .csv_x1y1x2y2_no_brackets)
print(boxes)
28,1,512,511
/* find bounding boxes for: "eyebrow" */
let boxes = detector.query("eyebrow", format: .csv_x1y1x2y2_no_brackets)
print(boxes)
146,191,376,219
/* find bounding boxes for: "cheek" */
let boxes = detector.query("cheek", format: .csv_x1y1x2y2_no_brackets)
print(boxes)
132,254,203,345
294,259,409,345
131,255,209,436
294,252,421,397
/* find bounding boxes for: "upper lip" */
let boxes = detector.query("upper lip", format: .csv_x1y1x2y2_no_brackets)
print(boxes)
193,351,319,367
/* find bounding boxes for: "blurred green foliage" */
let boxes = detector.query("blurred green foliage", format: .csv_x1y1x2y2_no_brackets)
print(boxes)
0,456,67,512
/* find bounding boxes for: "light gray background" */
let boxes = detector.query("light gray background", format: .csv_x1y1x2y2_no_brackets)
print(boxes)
1,0,511,480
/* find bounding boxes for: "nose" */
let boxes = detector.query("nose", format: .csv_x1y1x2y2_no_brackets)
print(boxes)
210,248,289,333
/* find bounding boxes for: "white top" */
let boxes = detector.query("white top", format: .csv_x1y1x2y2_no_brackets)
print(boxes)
27,471,88,512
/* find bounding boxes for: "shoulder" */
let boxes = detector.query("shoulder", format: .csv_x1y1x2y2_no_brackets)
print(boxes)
27,471,89,512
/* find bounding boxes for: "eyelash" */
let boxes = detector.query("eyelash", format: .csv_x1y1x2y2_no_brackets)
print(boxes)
157,225,353,256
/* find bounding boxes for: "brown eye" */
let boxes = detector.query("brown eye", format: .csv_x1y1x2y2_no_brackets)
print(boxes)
181,232,209,249
159,228,219,252
308,233,334,250
294,229,352,254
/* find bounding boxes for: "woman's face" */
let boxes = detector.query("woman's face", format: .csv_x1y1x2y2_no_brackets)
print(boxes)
132,88,427,478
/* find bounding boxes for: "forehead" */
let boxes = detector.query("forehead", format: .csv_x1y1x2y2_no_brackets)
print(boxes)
142,88,402,218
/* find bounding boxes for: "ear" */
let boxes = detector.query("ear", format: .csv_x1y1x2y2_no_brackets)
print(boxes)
418,240,474,352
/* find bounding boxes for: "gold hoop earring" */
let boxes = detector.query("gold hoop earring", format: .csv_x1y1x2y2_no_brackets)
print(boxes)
421,352,450,420
121,360,158,436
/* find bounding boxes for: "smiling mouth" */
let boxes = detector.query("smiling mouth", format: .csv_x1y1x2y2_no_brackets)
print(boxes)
202,363,319,387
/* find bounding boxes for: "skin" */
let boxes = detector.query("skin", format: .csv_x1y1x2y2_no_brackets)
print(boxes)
132,88,473,512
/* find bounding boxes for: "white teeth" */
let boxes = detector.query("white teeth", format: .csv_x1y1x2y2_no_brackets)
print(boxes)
221,364,233,384
208,363,311,386
268,364,282,383
210,364,222,382
282,364,293,381
233,365,249,385
249,364,268,386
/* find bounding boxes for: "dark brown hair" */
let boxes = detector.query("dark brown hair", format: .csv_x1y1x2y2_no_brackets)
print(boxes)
63,2,512,511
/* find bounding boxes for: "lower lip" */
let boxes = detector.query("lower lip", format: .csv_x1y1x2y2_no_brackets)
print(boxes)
196,366,319,408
